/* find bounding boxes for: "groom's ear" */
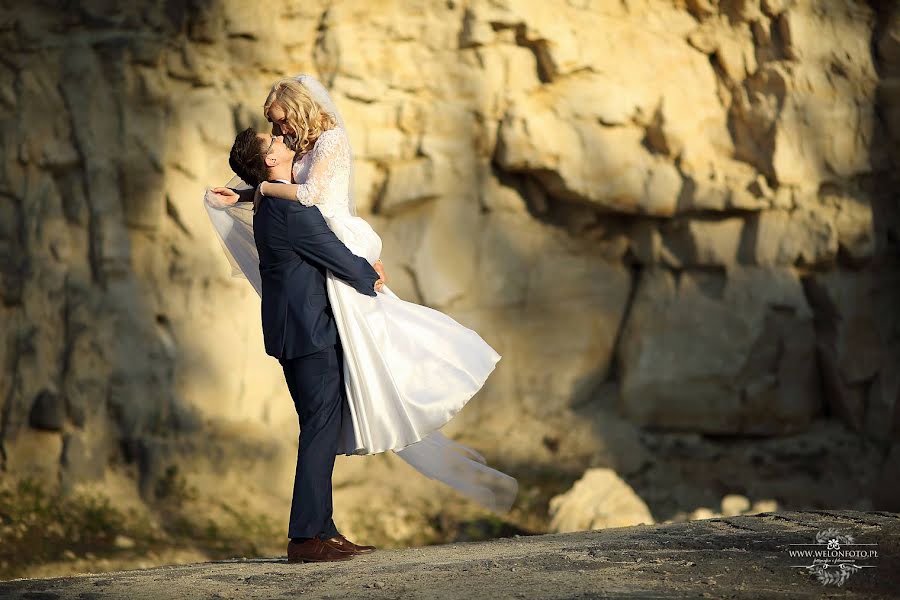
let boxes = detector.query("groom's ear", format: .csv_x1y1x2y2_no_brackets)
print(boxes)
265,154,277,167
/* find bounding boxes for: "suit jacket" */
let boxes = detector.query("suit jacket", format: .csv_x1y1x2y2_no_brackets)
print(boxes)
253,194,379,360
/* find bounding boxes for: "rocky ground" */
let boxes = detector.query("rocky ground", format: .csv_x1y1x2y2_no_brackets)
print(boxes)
0,510,897,600
3,415,892,582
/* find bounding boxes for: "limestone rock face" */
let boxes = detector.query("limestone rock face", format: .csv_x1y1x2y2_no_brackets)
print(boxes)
0,0,897,536
549,468,654,532
619,266,820,435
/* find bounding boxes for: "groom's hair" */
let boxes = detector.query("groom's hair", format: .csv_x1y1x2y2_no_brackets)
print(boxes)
229,128,269,188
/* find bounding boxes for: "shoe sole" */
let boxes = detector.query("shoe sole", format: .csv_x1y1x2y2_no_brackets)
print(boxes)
287,556,354,563
323,546,376,555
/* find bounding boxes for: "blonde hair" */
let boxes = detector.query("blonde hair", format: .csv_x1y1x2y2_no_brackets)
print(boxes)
264,78,338,157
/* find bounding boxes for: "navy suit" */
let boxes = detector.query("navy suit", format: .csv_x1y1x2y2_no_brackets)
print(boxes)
254,194,378,360
253,194,378,540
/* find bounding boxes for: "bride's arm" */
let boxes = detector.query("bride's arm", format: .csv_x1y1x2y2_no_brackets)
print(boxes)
257,128,345,204
256,180,298,201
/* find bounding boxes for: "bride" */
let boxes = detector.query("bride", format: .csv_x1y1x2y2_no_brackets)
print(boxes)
206,75,517,513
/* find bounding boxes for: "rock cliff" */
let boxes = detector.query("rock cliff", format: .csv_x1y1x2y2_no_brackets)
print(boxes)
0,0,898,568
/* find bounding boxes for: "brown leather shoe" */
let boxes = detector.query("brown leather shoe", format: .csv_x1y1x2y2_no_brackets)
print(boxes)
323,534,376,555
287,538,355,563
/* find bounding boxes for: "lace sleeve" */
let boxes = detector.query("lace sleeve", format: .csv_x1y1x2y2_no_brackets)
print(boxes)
295,128,347,207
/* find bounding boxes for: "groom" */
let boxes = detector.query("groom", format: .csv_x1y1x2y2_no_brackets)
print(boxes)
228,127,383,563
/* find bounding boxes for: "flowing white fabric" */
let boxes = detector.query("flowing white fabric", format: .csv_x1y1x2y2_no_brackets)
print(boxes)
295,130,502,455
203,78,517,514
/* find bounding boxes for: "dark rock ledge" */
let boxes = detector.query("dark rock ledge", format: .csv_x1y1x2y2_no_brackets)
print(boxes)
1,511,898,600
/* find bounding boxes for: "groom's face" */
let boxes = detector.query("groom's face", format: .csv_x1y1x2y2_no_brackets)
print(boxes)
259,133,295,168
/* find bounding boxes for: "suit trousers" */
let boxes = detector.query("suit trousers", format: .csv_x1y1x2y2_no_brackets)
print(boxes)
280,342,344,540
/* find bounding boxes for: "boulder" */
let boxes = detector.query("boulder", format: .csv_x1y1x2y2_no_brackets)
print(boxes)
549,468,654,532
720,494,751,517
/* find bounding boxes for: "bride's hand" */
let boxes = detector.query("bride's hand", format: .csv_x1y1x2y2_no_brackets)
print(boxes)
207,187,239,207
374,259,387,285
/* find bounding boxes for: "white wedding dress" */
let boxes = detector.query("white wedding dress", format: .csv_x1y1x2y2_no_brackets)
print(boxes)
291,126,500,456
204,76,517,513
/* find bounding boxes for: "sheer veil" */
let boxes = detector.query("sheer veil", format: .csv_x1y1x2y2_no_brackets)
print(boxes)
204,75,518,514
295,75,357,217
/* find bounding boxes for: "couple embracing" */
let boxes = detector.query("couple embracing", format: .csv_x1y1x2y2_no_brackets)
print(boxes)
205,75,517,563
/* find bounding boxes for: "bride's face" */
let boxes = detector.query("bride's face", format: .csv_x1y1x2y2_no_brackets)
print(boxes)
266,102,294,137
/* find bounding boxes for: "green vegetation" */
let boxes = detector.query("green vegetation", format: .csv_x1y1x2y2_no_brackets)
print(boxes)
0,466,565,580
0,476,281,580
0,478,134,578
